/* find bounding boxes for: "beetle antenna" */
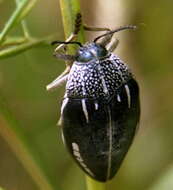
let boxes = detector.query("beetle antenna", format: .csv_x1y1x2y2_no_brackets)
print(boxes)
94,25,136,43
51,41,82,47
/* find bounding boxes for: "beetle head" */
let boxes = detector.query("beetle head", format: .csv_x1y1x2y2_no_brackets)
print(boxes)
75,43,108,62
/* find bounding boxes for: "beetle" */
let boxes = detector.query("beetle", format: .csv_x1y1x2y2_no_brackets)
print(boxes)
47,13,140,182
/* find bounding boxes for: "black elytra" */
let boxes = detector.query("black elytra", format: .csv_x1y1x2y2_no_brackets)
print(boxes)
48,24,140,182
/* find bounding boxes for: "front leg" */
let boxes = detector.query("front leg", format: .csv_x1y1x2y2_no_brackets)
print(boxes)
47,13,82,91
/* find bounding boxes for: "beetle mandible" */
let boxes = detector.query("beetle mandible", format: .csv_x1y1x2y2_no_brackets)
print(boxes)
47,13,140,182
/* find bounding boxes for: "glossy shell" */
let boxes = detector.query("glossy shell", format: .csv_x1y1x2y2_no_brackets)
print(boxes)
59,44,140,182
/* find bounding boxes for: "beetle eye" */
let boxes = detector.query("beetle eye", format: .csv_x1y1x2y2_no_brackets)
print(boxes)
96,46,107,57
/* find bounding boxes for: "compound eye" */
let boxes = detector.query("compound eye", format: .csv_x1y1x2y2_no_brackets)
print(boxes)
96,46,107,57
76,50,93,62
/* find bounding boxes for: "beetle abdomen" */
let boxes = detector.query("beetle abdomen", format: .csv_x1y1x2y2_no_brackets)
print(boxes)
60,78,140,182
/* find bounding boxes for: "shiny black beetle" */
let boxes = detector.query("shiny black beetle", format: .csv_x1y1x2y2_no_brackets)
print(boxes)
47,14,140,182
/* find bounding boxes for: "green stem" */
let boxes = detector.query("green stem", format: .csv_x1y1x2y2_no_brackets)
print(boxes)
1,36,27,46
0,0,38,44
20,20,30,38
15,0,30,38
86,176,107,190
0,36,52,59
59,0,85,52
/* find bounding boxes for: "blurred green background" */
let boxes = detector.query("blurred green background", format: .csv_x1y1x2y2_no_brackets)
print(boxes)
0,0,173,190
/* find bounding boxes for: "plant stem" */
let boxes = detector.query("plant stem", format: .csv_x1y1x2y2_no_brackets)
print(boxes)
0,0,38,44
59,0,85,51
86,176,107,190
0,36,51,59
15,0,30,38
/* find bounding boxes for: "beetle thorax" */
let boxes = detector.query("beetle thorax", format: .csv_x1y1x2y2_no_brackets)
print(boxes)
65,54,132,99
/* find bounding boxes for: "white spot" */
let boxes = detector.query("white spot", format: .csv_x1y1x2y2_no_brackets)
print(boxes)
101,76,109,94
113,61,118,68
80,67,87,96
117,94,121,102
64,92,67,98
81,99,89,123
94,102,99,110
73,151,81,158
97,65,109,95
61,131,65,145
72,142,94,176
125,84,131,108
61,98,69,114
85,168,94,175
72,142,79,151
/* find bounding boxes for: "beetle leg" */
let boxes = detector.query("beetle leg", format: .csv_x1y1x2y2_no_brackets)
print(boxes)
47,39,75,91
106,38,119,52
46,48,73,90
48,36,76,90
47,14,82,91
46,67,70,91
